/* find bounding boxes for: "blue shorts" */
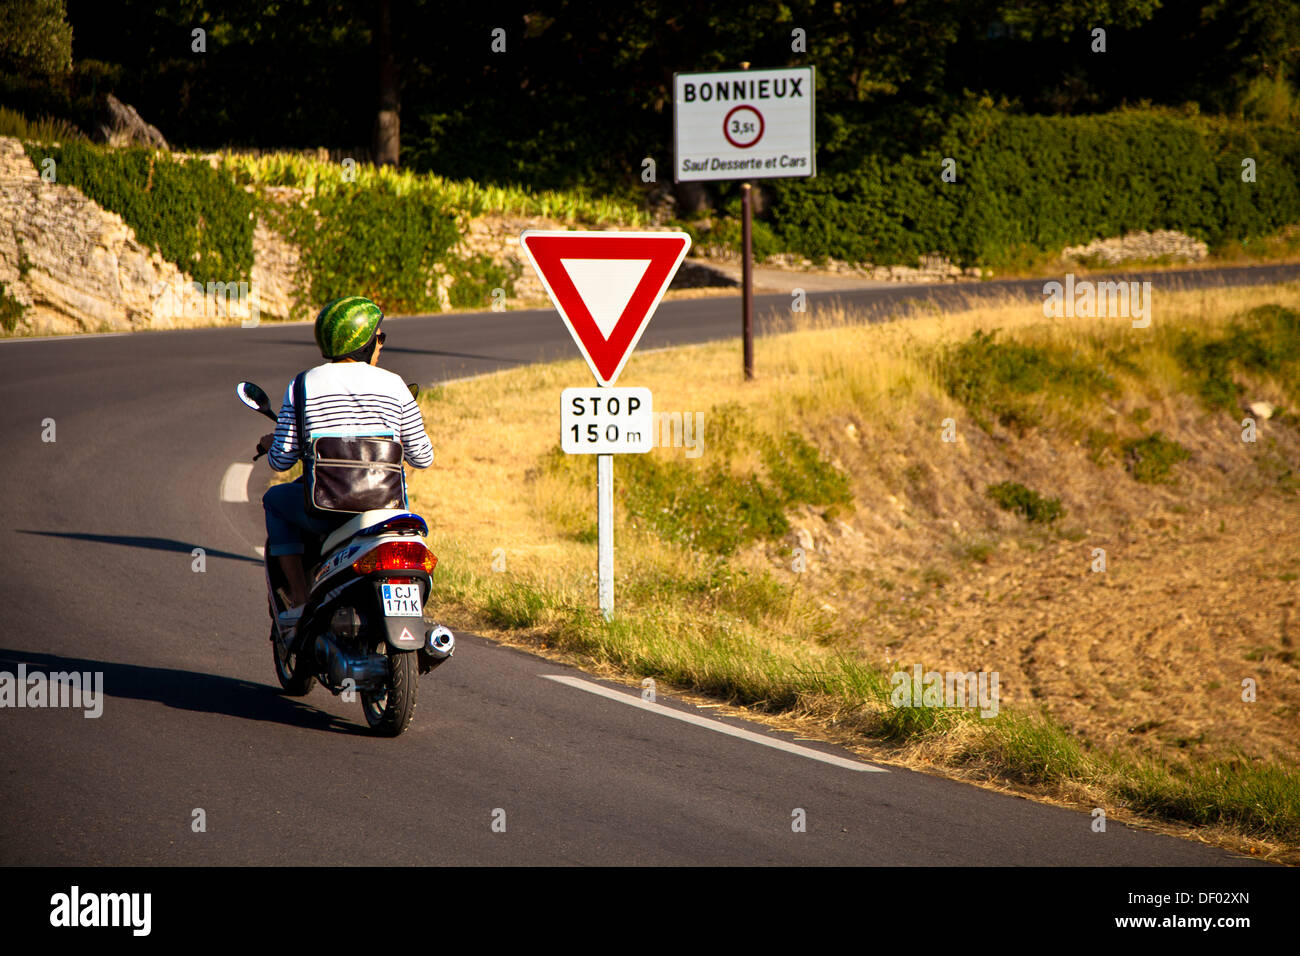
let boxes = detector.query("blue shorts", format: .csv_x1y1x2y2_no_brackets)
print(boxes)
262,479,348,556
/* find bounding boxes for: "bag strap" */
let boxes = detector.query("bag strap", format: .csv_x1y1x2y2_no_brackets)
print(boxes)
293,370,309,506
293,370,307,453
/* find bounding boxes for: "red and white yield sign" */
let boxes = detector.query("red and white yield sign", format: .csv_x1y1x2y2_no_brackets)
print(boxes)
520,230,691,385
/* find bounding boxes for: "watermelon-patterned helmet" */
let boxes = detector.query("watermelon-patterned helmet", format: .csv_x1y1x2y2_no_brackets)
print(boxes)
314,296,383,359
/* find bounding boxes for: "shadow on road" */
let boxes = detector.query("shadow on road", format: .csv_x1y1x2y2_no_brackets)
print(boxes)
15,530,261,565
0,647,370,736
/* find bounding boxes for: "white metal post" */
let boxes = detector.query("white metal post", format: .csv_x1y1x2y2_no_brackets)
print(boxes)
597,452,614,620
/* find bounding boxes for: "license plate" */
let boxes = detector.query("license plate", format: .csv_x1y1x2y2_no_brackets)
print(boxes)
380,583,422,617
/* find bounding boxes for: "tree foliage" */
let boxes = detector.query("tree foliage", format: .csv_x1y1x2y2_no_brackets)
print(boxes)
0,0,73,77
2,0,1296,199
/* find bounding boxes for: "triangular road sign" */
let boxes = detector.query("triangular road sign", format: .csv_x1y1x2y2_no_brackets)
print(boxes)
520,230,691,386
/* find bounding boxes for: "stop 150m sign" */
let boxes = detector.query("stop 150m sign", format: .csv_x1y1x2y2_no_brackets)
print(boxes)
561,387,653,454
674,66,815,182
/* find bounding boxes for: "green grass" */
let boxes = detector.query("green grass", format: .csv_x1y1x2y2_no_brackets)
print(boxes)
937,329,1118,431
1114,757,1300,842
482,576,1300,842
0,106,85,142
621,455,790,555
954,710,1095,786
482,581,549,629
762,431,854,513
622,561,789,624
985,481,1065,523
1174,305,1300,411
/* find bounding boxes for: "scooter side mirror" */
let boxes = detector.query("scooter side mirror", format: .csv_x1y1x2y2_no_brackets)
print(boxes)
408,383,420,400
236,382,277,421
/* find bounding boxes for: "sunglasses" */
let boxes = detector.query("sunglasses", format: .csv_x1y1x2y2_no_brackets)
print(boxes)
376,331,386,345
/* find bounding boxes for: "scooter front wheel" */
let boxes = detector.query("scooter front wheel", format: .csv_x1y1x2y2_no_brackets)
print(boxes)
272,626,316,696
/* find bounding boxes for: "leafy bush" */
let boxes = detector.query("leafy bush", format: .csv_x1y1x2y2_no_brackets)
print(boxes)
0,281,25,333
622,455,791,555
1123,432,1190,484
680,216,784,262
276,183,460,315
22,140,254,286
986,481,1064,523
448,254,520,309
224,151,644,226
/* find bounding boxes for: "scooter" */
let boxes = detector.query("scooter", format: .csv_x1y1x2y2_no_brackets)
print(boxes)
236,381,454,737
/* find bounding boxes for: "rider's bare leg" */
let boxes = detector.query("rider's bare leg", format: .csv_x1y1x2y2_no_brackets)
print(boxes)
276,554,309,607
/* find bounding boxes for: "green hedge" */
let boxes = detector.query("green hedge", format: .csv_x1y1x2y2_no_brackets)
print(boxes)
275,185,462,315
227,154,544,314
766,108,1300,267
22,141,254,286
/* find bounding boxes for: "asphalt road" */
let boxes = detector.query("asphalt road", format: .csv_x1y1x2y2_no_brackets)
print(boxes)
2,264,1295,865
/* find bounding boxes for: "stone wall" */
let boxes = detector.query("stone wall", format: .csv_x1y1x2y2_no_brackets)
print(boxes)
457,213,574,306
1062,230,1209,266
0,136,299,335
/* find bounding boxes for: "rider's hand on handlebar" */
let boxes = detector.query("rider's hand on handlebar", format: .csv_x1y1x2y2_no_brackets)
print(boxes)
256,432,276,456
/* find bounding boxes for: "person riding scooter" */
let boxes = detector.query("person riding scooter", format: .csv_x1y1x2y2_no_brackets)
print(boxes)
256,296,434,625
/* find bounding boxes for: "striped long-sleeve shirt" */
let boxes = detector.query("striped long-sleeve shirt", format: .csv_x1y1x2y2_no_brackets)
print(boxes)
267,361,434,472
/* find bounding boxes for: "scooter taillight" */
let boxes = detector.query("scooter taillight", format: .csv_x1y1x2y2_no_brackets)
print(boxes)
352,541,437,575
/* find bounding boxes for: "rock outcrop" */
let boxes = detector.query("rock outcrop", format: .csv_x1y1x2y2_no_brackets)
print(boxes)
96,94,169,151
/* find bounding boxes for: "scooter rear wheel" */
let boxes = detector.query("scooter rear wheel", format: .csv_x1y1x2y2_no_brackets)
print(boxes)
360,643,418,737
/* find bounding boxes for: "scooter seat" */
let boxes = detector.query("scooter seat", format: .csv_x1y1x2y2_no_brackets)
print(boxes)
320,509,412,557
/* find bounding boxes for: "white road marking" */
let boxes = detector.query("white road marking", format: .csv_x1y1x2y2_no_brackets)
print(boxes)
254,546,265,557
542,674,887,772
220,462,253,502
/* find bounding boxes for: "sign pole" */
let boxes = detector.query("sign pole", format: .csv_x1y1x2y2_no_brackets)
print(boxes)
597,452,614,620
739,61,754,381
742,180,753,380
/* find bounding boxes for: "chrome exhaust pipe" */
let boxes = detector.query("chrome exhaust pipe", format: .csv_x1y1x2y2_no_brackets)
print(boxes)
417,625,455,674
426,625,455,659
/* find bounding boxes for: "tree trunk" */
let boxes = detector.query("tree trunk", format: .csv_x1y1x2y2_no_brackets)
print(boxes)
373,0,399,166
